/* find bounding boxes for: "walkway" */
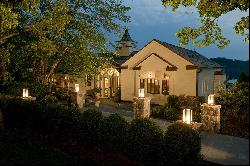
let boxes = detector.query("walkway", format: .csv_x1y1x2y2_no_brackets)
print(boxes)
83,104,249,165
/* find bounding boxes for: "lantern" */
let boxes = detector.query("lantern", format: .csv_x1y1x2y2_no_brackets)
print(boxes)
148,73,152,78
208,94,215,105
75,84,80,92
183,108,192,124
22,88,29,98
138,88,145,98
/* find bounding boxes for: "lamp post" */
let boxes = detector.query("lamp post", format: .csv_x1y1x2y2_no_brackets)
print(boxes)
22,88,29,98
75,84,80,92
138,88,145,98
182,108,192,124
208,94,215,105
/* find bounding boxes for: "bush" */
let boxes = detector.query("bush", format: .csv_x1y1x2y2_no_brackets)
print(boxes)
79,109,103,146
163,122,201,164
216,82,249,138
126,118,164,164
0,94,81,140
100,113,129,152
1,81,47,100
151,105,181,121
167,95,179,108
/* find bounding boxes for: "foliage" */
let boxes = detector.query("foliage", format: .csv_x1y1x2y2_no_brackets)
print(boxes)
151,95,205,122
151,105,180,122
79,109,103,147
126,118,164,163
238,72,249,83
216,82,249,138
163,122,201,164
0,131,92,165
100,114,129,152
0,0,130,83
162,0,249,48
112,87,121,103
0,95,81,139
0,81,47,100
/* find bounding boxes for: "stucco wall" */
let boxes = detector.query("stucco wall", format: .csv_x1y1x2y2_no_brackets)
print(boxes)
120,40,197,105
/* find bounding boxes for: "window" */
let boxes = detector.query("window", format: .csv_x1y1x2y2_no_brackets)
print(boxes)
147,79,160,94
202,79,208,94
162,80,169,95
140,79,145,88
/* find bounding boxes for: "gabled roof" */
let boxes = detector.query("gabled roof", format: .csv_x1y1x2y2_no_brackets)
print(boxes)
153,39,222,68
113,51,138,66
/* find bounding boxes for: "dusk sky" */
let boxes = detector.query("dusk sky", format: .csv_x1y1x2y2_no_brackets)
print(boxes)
113,0,249,61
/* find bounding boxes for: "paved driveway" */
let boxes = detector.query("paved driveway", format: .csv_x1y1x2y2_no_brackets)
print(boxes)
83,104,249,165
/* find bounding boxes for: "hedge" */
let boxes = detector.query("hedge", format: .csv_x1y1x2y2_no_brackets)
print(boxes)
0,94,202,164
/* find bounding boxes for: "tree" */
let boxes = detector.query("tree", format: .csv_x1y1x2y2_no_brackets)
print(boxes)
0,0,130,84
238,72,249,83
162,0,249,49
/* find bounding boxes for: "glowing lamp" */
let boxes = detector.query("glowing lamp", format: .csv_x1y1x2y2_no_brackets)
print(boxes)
138,88,145,98
208,94,215,105
183,108,192,124
22,88,29,98
75,84,80,92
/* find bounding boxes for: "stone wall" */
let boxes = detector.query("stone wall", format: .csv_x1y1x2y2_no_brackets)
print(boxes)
133,97,151,118
201,103,221,133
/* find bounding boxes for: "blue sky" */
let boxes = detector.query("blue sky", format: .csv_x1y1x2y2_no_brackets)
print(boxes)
113,0,249,61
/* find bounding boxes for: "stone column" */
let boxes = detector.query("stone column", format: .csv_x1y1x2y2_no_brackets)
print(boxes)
133,97,151,118
201,103,221,133
76,92,84,109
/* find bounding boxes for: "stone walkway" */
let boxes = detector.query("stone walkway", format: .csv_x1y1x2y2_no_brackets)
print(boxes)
83,104,249,165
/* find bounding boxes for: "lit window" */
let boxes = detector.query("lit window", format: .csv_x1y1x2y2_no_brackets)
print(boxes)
147,79,160,94
162,79,169,95
140,79,145,88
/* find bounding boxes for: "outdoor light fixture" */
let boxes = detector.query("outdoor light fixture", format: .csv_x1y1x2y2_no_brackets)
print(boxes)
65,76,67,80
183,108,192,124
138,88,145,98
22,88,29,98
75,84,80,92
208,94,215,105
149,73,152,78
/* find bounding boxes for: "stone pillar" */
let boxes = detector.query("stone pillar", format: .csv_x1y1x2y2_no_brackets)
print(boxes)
201,103,221,133
133,97,151,118
76,92,84,109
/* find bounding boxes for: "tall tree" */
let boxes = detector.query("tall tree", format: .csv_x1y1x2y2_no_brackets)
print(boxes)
162,0,249,49
0,0,130,83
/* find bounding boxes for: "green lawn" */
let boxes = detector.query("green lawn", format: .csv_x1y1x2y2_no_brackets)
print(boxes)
0,131,94,165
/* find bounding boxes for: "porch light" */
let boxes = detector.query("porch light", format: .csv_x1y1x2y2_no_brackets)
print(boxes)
183,108,192,124
65,76,67,80
138,88,145,98
208,94,215,105
22,88,29,98
75,84,80,92
149,73,152,78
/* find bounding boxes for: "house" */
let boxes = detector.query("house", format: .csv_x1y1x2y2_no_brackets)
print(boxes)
99,29,226,105
55,29,227,106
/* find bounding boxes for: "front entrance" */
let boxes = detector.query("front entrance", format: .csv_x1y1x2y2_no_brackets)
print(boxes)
100,68,120,98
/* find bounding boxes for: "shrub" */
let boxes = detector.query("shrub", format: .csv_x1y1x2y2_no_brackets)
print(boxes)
0,95,81,140
79,109,103,146
100,113,129,152
216,82,249,138
164,107,180,121
1,81,47,100
167,95,205,122
127,118,164,164
163,122,201,164
167,95,179,108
